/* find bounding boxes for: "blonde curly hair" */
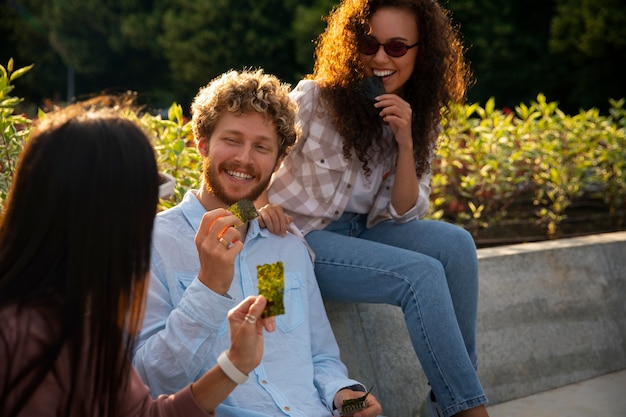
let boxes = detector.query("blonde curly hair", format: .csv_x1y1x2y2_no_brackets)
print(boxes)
191,69,299,159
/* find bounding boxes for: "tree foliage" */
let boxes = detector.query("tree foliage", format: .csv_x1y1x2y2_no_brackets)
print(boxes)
446,0,626,113
1,0,624,113
155,0,306,104
548,0,626,110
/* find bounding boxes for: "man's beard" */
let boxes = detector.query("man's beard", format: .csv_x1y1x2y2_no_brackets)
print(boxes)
203,158,271,206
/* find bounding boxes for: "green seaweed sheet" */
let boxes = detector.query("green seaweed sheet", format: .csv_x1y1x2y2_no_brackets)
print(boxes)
337,386,374,416
257,261,285,318
228,199,259,223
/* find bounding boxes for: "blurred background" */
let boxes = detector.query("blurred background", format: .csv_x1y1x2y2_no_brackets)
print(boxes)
1,0,625,115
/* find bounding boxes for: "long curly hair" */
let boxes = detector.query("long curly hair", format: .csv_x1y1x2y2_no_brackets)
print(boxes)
311,0,471,176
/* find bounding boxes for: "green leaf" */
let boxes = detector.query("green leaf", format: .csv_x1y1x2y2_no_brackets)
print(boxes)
172,139,185,155
168,103,182,123
9,64,34,82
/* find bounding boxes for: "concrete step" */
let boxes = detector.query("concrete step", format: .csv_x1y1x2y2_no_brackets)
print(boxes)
326,231,626,417
488,369,626,417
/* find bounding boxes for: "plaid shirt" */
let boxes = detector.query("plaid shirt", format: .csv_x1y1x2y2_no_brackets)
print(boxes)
268,80,431,236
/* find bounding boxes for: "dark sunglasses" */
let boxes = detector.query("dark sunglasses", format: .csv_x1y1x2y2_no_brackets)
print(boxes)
358,38,419,58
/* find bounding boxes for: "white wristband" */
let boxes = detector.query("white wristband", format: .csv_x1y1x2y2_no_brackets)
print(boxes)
217,351,248,384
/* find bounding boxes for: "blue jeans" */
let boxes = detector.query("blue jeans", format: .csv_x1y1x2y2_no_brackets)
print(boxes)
306,213,487,417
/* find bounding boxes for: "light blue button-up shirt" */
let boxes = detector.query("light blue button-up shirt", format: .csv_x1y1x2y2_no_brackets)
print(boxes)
133,191,362,417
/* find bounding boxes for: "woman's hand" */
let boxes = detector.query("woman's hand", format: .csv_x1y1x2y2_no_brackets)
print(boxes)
227,295,276,374
257,203,292,237
190,295,276,412
374,94,413,151
374,93,419,215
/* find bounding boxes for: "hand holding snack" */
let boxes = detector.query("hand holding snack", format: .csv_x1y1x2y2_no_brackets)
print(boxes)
195,208,244,294
333,386,381,417
195,200,260,295
226,295,275,375
357,76,386,118
214,199,259,244
373,92,413,148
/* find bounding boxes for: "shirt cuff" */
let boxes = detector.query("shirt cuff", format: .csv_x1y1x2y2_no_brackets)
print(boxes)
178,278,236,328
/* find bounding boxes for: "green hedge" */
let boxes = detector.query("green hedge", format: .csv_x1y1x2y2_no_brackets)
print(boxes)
2,61,625,244
433,96,626,242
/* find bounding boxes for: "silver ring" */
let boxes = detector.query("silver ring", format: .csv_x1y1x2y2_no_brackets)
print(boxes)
218,237,231,249
244,314,257,324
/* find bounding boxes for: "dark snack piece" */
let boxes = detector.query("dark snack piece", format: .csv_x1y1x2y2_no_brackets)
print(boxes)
228,199,259,223
337,386,374,416
358,76,385,103
257,261,285,318
356,76,385,118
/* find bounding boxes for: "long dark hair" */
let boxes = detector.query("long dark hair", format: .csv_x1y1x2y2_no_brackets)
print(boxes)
0,99,159,416
311,0,471,176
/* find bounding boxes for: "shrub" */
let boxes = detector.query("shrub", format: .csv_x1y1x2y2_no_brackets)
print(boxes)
1,62,624,245
432,95,626,242
0,59,33,210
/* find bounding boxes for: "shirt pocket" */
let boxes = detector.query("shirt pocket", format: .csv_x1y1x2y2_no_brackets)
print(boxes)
176,273,197,292
275,272,306,333
300,136,349,203
172,272,199,304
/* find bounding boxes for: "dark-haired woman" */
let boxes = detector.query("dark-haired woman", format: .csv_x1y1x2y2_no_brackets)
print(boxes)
261,0,489,416
0,102,273,417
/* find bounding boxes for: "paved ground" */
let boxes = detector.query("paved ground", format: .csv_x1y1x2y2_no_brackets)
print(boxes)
487,369,626,417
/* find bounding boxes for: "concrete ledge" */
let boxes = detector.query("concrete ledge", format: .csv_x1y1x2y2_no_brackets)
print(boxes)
325,231,626,417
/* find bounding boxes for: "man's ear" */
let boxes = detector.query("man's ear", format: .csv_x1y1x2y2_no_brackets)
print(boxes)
273,155,284,173
197,137,208,157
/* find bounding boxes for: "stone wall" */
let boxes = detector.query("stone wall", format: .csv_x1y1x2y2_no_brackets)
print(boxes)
325,231,626,417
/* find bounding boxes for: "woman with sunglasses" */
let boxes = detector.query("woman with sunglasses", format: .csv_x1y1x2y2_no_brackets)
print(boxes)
259,0,490,416
0,100,274,417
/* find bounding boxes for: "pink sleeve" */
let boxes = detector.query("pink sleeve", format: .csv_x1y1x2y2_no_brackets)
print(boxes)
119,366,216,417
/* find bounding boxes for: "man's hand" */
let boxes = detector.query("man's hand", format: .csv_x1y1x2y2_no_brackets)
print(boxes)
333,388,382,417
257,203,292,237
195,208,244,295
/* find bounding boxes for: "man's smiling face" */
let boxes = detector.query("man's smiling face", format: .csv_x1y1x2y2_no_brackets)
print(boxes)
199,111,280,206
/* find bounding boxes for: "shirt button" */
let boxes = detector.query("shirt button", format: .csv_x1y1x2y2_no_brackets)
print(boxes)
334,210,339,215
346,184,352,188
283,406,291,411
262,380,268,384
320,159,325,164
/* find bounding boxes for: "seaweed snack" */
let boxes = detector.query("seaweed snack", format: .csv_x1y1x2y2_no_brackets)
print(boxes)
257,261,285,318
358,76,385,103
336,386,374,416
228,199,259,223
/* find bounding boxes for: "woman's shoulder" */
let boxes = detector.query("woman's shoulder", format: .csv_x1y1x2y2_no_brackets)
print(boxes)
0,302,60,350
292,79,320,93
290,79,323,104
